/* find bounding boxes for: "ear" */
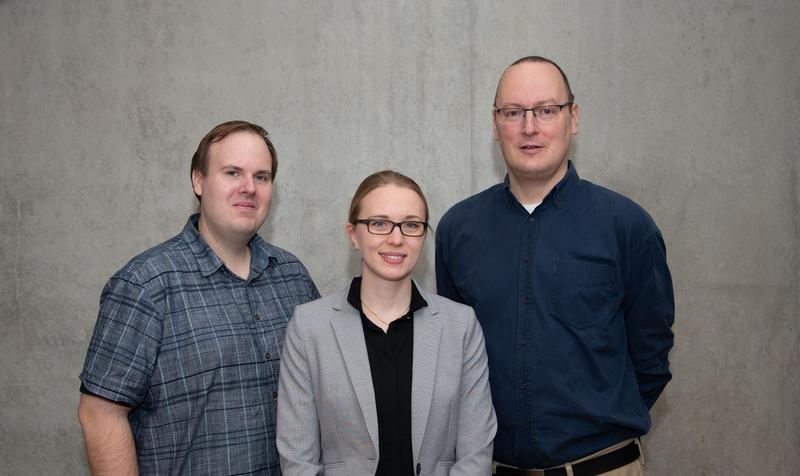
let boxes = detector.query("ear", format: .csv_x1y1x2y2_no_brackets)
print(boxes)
345,222,358,249
191,169,204,198
570,103,579,136
492,110,500,141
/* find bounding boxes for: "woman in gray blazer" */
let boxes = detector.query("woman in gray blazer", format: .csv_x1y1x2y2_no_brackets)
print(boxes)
277,170,496,475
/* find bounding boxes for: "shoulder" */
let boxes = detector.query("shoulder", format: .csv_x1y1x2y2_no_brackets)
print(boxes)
289,289,346,328
439,183,504,232
420,288,476,325
576,179,661,235
256,239,303,265
294,290,340,315
110,232,191,286
254,239,308,268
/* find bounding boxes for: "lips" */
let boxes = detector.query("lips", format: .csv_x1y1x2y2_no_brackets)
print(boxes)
520,144,543,150
380,252,406,264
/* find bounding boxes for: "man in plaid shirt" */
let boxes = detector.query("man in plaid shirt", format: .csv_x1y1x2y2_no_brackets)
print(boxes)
78,120,320,475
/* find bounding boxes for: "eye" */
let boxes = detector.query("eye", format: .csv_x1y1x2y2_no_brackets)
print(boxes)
503,108,523,119
403,222,420,231
537,106,556,118
255,174,271,182
225,169,239,176
370,219,390,231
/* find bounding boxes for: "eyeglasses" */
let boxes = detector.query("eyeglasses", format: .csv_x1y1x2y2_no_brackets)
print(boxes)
355,219,428,237
494,102,573,125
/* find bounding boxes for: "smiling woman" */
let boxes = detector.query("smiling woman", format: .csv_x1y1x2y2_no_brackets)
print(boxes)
276,170,497,476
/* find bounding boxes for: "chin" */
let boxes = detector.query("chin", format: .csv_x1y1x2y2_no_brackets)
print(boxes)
367,268,413,283
385,269,415,282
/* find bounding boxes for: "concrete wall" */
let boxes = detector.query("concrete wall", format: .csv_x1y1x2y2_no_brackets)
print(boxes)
1,1,797,474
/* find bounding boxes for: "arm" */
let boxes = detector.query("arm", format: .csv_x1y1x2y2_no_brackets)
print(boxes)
300,264,322,301
77,393,138,476
450,307,497,476
78,274,161,472
624,230,675,409
276,310,323,476
435,225,464,303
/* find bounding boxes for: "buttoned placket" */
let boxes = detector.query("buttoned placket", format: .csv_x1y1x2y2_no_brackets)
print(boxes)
236,269,278,417
516,202,540,462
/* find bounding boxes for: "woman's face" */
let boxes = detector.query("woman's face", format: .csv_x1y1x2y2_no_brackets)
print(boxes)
346,184,427,284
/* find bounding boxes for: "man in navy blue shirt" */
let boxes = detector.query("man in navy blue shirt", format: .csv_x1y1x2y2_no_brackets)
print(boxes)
436,56,674,475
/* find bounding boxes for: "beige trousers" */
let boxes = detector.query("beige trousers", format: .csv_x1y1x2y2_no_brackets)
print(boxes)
562,438,644,476
494,439,645,476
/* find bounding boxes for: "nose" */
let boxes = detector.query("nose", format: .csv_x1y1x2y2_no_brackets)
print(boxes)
522,109,538,135
239,175,256,194
385,225,404,245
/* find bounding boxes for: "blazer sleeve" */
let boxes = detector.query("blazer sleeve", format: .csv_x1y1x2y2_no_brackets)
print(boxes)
276,308,323,476
451,306,497,475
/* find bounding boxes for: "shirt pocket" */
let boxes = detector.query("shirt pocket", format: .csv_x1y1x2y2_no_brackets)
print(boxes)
548,258,619,330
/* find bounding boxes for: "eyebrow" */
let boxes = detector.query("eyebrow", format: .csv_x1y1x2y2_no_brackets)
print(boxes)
222,165,272,175
498,99,562,108
366,214,425,221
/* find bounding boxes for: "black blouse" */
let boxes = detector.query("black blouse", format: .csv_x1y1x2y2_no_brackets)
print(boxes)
346,277,428,476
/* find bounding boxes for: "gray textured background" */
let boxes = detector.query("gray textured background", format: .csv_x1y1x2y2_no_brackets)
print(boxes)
1,1,798,474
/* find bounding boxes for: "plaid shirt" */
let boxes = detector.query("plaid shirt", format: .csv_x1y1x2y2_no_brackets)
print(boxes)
80,215,320,475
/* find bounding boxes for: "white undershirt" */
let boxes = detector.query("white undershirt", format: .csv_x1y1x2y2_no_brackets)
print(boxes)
522,202,542,214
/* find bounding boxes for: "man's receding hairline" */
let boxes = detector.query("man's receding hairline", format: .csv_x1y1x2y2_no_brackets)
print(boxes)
494,58,574,106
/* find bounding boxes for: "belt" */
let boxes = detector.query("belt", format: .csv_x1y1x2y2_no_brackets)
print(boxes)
493,440,640,476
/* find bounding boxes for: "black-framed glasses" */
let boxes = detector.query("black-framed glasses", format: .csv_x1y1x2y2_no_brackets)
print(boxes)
355,219,428,237
494,102,573,124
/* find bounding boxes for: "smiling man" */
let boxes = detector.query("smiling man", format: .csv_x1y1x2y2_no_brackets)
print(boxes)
436,57,675,475
77,120,320,475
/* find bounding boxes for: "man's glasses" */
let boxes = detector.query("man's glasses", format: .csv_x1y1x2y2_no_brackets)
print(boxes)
355,219,428,237
494,102,573,125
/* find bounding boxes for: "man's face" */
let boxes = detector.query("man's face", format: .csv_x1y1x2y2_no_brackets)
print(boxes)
493,61,578,187
192,131,273,245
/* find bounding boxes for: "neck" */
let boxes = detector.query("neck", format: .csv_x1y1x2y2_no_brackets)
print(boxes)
360,275,412,325
508,161,569,204
198,217,253,279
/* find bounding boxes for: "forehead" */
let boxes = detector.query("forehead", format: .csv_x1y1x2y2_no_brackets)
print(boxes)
359,184,425,217
496,62,569,106
208,131,272,170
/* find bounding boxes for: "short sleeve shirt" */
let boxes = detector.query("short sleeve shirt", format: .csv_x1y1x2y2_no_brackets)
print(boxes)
80,214,320,475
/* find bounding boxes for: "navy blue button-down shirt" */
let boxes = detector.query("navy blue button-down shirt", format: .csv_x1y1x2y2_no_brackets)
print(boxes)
435,162,674,468
80,215,320,475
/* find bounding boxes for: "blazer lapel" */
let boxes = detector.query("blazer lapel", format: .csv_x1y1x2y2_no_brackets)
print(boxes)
330,292,380,455
411,293,442,465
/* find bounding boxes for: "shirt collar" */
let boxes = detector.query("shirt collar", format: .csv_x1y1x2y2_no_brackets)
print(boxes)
346,276,428,317
180,214,276,278
502,160,579,211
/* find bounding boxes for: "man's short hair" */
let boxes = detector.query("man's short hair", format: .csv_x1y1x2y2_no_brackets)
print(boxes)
190,120,278,201
494,56,575,106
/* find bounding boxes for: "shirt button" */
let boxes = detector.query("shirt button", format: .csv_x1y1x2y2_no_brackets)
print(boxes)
528,217,534,222
272,391,278,399
265,352,271,359
520,383,528,390
520,338,527,345
522,296,529,304
255,314,261,321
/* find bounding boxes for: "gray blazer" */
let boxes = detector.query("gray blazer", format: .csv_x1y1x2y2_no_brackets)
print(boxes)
276,285,496,475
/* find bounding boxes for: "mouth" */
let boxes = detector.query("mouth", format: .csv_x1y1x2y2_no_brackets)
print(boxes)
520,144,543,153
379,252,406,264
234,202,257,211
